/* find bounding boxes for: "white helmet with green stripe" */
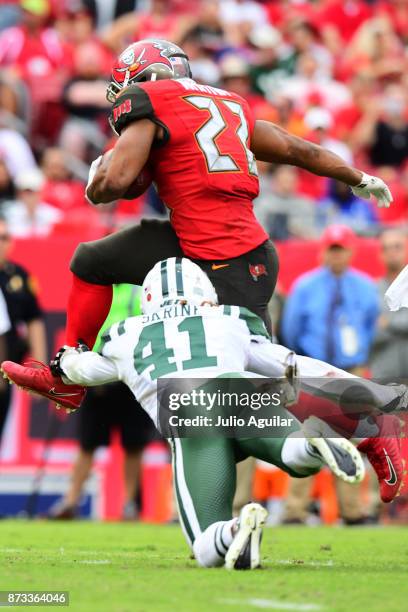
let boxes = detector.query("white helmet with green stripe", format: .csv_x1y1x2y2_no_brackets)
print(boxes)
142,257,218,314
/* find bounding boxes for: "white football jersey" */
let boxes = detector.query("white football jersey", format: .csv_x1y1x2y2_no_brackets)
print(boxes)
99,303,280,426
62,302,349,428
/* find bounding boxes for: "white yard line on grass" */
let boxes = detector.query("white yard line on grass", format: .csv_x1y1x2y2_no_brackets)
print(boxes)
220,599,323,611
272,559,334,568
79,559,111,564
0,548,24,553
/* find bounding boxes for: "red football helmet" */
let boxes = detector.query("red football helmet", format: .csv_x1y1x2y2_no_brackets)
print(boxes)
106,39,192,103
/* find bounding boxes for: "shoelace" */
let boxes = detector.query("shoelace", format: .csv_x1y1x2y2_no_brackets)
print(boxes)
22,359,50,371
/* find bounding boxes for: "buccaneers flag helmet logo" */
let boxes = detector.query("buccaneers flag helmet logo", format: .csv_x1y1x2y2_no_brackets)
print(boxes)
106,39,192,103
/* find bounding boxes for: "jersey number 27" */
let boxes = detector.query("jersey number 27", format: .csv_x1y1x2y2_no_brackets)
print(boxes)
185,96,258,176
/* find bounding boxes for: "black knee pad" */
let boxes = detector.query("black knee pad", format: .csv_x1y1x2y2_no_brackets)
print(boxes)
70,242,105,284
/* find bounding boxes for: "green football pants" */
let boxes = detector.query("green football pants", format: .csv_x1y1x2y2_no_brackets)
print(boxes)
170,425,302,547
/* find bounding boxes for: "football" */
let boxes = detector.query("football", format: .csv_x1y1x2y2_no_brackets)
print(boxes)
99,150,153,199
122,163,153,200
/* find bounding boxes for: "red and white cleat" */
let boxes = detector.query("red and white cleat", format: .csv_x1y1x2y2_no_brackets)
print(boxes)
0,360,86,413
358,415,404,503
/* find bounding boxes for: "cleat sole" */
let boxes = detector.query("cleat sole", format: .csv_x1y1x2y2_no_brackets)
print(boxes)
225,503,268,570
0,367,76,414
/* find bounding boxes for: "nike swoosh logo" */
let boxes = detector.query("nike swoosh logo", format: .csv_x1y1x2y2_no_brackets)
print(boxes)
211,264,229,270
383,449,398,486
49,387,80,398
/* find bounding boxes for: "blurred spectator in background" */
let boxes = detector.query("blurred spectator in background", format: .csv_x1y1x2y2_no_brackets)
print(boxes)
375,0,408,44
181,0,226,53
0,126,37,179
255,165,316,241
0,70,30,132
282,224,378,370
282,224,379,525
248,24,286,102
0,158,15,205
0,216,45,443
317,179,378,235
84,0,145,32
0,0,73,146
279,51,350,114
102,0,192,55
219,0,267,46
334,72,377,156
219,54,269,117
60,41,110,162
48,283,157,520
285,18,333,78
180,30,220,87
297,106,352,200
318,0,373,55
303,107,352,163
370,229,408,379
361,85,408,169
0,2,21,32
55,3,108,52
40,147,87,212
4,168,62,237
264,94,306,138
340,17,405,83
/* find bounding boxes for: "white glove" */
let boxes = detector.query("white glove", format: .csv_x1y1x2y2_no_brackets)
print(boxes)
351,172,393,208
85,155,103,205
85,149,114,205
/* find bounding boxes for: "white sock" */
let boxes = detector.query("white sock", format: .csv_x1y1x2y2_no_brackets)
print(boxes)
281,434,323,475
59,349,83,385
60,350,117,386
193,519,236,568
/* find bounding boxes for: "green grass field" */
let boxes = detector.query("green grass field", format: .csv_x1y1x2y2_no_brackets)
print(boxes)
0,521,407,612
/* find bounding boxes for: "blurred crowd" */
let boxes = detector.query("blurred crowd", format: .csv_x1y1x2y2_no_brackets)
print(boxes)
0,0,407,238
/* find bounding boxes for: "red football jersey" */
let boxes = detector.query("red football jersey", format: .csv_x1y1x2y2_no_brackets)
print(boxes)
110,78,268,260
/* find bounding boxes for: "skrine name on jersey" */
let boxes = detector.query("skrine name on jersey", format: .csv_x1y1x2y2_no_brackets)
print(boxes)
179,78,231,97
141,304,199,324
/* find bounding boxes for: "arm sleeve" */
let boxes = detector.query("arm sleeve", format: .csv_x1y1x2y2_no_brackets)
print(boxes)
247,339,406,415
247,339,350,379
247,339,289,377
0,290,10,335
61,351,119,386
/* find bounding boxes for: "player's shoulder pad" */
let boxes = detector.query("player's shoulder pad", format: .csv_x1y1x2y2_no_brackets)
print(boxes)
110,84,155,135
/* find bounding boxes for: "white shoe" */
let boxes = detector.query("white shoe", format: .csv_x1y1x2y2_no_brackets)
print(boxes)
224,503,268,570
303,416,365,484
